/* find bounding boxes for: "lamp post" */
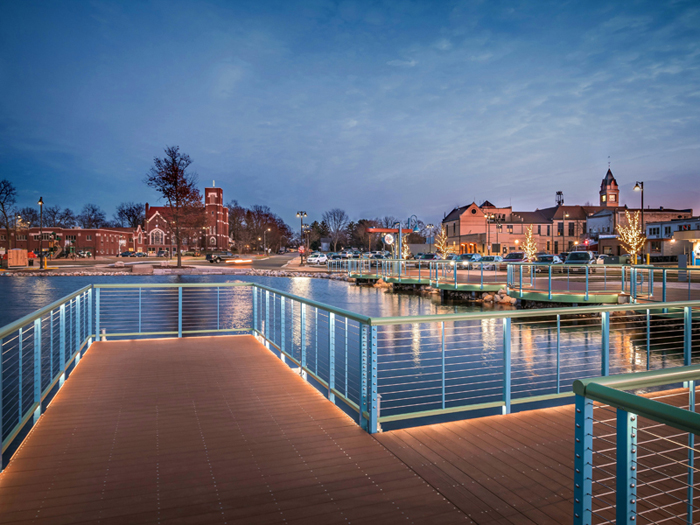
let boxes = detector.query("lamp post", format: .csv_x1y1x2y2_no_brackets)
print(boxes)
426,223,435,253
634,181,645,260
296,211,307,265
263,227,271,255
38,197,44,268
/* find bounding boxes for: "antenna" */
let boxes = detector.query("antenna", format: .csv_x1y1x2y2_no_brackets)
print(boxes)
608,156,611,170
212,180,215,187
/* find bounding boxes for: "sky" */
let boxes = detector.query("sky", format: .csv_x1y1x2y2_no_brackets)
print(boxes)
1,0,699,227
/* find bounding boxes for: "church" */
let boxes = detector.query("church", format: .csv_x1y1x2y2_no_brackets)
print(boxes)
144,184,229,255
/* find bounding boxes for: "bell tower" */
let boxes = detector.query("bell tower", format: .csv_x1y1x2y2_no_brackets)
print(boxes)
599,168,619,207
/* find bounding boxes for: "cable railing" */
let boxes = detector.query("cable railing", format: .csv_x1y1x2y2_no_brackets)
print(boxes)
2,282,699,474
508,264,700,303
573,366,700,524
1,285,93,468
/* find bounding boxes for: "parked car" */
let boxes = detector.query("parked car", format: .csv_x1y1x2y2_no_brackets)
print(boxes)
418,253,440,261
370,254,388,266
307,253,328,265
502,252,527,263
120,251,133,258
595,254,611,264
477,255,504,270
455,253,482,268
565,251,595,265
134,252,147,257
206,252,240,263
156,250,168,257
535,254,562,264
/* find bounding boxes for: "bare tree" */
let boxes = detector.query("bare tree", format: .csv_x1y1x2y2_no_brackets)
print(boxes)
0,180,17,249
113,202,145,228
44,206,77,228
322,208,349,252
77,204,108,229
145,146,204,267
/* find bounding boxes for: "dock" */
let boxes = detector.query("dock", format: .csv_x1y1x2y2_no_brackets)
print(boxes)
0,335,578,524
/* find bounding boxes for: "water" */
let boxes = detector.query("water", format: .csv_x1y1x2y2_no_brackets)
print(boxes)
0,274,505,328
0,275,692,433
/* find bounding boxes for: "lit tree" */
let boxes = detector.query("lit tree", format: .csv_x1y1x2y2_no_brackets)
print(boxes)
617,210,646,264
435,225,456,258
0,179,17,249
401,232,411,259
523,225,538,262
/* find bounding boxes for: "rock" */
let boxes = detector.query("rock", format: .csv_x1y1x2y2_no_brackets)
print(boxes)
498,288,507,295
482,294,494,302
374,278,391,288
618,294,630,304
132,265,154,275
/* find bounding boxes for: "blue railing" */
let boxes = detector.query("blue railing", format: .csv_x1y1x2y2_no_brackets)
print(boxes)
2,282,699,472
1,285,93,466
573,367,700,524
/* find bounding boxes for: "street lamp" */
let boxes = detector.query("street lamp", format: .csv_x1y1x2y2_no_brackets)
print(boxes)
634,181,645,259
38,197,44,267
296,211,307,265
426,223,435,253
263,227,271,254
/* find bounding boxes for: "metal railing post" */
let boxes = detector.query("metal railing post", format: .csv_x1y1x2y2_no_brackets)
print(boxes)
280,297,285,354
138,288,142,334
621,265,626,293
59,304,66,371
314,308,318,374
369,325,378,433
684,306,692,366
601,311,610,376
300,303,307,372
646,309,651,371
265,290,270,341
573,394,593,525
453,262,457,290
75,294,81,355
33,318,41,421
329,312,335,403
252,287,258,333
502,317,511,414
87,287,92,344
359,323,367,430
178,287,183,338
548,265,552,300
95,288,100,341
18,328,22,421
519,265,523,298
441,321,446,409
663,269,667,303
344,318,348,396
556,314,561,394
584,266,589,301
0,337,2,466
689,381,696,524
616,409,638,524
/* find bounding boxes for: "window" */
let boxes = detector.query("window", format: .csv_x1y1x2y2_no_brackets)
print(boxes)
66,235,76,241
602,195,607,202
554,241,558,253
17,235,27,241
453,223,456,235
547,225,550,236
557,222,563,236
568,223,575,236
651,241,661,251
537,225,541,235
664,226,672,237
507,225,513,233
86,235,92,241
151,230,164,245
568,241,574,250
546,241,550,251
0,234,5,241
610,194,616,202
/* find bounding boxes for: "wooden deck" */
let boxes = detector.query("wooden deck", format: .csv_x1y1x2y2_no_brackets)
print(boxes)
0,335,578,524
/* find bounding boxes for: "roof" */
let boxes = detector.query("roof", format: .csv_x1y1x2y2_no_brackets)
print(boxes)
443,205,470,223
600,168,618,190
510,211,549,223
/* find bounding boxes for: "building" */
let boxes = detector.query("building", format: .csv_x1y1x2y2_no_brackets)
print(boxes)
646,217,700,263
144,185,229,254
1,225,144,256
441,169,622,255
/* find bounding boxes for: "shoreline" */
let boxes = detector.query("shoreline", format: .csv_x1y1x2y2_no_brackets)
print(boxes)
0,268,349,280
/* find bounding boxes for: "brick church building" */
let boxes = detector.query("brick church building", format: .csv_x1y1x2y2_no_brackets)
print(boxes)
144,185,229,254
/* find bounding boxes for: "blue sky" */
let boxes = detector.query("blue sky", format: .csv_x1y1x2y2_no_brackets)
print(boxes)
1,0,699,226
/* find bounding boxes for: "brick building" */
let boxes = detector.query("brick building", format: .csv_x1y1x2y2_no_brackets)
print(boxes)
144,185,229,255
1,225,144,256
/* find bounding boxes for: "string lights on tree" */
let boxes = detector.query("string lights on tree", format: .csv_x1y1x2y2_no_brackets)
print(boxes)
523,225,538,262
617,210,646,265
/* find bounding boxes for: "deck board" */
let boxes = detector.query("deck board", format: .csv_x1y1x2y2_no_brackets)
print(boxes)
5,333,683,524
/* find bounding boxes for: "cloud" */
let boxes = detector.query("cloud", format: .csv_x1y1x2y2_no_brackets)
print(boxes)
387,58,417,67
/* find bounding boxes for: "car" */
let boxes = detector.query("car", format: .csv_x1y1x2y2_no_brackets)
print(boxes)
595,254,611,264
535,254,562,264
370,254,389,266
477,255,504,270
307,253,328,265
156,250,168,257
565,251,595,264
455,253,482,269
329,253,343,260
120,251,132,258
502,252,527,263
418,253,440,261
206,252,240,263
134,252,147,257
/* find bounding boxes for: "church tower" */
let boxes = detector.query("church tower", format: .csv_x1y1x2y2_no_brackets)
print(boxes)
599,169,619,207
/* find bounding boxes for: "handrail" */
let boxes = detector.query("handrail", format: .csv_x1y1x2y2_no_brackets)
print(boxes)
0,284,92,340
573,364,700,395
367,299,699,326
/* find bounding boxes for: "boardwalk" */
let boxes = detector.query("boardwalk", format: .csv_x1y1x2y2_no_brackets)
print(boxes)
0,335,578,524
